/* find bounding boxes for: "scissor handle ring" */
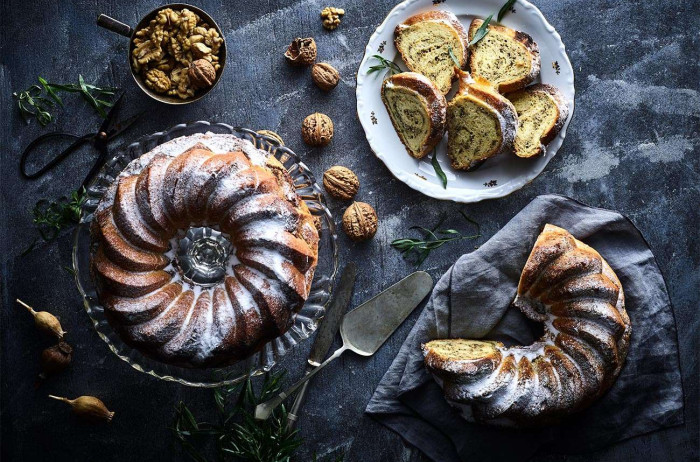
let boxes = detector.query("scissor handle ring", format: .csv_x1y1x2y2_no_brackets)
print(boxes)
20,132,94,179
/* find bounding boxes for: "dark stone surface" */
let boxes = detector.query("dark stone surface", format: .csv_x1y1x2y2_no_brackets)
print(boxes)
1,1,698,461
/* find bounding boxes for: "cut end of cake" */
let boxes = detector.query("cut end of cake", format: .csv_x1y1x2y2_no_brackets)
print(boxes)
423,338,504,381
424,338,500,360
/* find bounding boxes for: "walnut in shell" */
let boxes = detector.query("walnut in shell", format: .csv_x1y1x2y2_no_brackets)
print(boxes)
342,202,378,241
301,113,334,147
323,166,359,200
285,37,317,66
311,62,340,91
188,59,216,88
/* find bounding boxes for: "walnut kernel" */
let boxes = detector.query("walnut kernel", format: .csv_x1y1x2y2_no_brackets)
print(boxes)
311,62,340,91
191,42,212,58
285,37,317,66
321,7,345,30
342,202,378,241
301,113,334,147
144,69,171,93
323,166,359,200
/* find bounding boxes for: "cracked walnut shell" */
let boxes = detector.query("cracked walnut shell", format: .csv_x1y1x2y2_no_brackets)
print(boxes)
323,166,359,200
285,37,317,66
343,202,378,241
311,62,340,91
302,113,334,147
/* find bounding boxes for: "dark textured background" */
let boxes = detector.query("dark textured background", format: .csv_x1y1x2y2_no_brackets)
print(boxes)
1,1,698,461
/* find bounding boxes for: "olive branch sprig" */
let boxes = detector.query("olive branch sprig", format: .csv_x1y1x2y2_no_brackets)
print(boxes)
13,76,118,126
469,0,519,47
173,371,306,462
367,54,402,77
31,188,86,241
391,212,481,267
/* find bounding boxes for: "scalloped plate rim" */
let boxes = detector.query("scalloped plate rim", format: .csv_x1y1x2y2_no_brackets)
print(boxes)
356,0,575,203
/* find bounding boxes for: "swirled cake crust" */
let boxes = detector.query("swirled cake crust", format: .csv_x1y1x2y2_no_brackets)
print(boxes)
423,224,631,426
90,133,319,368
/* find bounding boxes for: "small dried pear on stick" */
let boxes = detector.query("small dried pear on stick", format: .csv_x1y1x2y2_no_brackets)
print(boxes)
49,395,115,423
17,299,66,339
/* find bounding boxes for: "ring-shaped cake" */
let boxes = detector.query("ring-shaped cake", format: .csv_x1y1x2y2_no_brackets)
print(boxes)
423,224,631,425
90,133,319,368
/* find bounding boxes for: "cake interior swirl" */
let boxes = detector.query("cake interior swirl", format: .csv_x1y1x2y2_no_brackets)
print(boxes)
90,133,319,368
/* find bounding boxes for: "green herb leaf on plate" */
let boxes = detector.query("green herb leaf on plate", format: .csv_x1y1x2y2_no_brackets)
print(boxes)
448,46,461,68
468,14,493,47
431,150,448,189
367,54,402,77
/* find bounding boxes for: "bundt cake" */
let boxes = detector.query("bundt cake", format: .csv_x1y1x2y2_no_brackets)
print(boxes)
90,133,320,368
507,84,569,158
467,19,540,93
394,11,469,95
423,224,631,425
381,72,447,159
446,69,518,170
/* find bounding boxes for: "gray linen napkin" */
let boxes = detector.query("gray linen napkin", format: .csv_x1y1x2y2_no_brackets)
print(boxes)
366,195,684,462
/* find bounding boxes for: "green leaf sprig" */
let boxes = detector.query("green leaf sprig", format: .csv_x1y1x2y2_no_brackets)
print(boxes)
431,150,448,189
173,371,303,462
469,0,519,48
31,188,86,241
367,54,402,77
391,212,481,267
13,76,118,126
468,13,494,47
448,46,461,68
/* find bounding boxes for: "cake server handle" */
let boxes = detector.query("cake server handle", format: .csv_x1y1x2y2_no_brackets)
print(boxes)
254,344,349,421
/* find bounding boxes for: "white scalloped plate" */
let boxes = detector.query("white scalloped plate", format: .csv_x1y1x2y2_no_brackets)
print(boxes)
356,0,575,202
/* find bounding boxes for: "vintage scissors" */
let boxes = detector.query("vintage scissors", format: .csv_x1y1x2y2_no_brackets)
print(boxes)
19,95,141,189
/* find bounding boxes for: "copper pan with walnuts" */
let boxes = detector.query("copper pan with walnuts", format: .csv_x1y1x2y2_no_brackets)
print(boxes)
97,3,226,104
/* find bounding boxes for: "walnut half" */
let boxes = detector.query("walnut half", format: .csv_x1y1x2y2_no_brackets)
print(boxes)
321,7,345,30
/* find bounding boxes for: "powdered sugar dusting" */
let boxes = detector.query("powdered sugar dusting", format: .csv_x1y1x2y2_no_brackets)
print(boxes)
431,226,631,424
92,133,317,367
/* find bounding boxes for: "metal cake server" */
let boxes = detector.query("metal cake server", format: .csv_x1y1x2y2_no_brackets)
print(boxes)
255,270,433,421
286,262,358,431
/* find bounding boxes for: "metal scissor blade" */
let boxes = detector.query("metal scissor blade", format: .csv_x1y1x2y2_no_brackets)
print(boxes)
98,93,125,135
106,111,143,140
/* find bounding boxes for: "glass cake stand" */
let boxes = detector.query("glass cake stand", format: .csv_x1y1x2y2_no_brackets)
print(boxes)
72,121,338,387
